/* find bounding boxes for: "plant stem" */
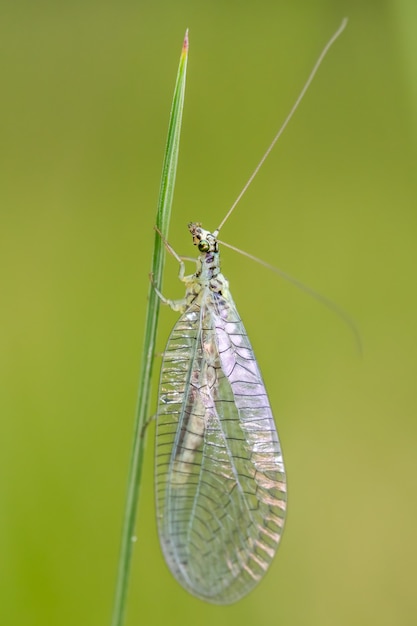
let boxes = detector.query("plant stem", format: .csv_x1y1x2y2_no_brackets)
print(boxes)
110,30,189,626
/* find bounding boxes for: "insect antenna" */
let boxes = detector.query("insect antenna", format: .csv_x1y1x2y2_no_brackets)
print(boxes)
213,19,359,352
214,17,348,237
218,238,362,355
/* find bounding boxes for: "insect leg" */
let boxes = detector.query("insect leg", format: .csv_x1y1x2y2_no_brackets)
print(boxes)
154,226,192,283
149,272,188,312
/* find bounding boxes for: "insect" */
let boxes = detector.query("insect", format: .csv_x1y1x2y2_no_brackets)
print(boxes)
154,222,286,604
154,20,348,604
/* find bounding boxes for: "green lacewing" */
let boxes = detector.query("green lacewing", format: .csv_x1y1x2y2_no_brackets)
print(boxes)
154,20,348,604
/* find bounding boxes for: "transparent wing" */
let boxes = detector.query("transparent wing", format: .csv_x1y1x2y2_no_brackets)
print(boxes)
155,290,286,604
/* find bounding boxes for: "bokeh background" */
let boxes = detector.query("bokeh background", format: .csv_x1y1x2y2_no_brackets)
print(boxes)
1,1,416,625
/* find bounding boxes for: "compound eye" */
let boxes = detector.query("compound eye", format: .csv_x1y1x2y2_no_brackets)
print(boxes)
198,240,210,252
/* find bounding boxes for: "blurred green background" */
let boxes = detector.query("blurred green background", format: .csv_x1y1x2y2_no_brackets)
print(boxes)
1,1,416,625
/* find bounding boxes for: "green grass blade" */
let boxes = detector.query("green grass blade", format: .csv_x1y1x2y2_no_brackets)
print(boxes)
110,30,189,626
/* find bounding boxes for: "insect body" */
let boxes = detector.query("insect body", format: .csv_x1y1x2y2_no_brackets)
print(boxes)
155,223,286,604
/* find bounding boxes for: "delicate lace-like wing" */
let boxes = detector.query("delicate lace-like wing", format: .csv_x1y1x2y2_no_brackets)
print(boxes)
155,290,286,604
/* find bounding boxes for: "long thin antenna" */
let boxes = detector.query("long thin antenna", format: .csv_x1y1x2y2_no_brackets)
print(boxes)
215,17,348,235
219,238,362,354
